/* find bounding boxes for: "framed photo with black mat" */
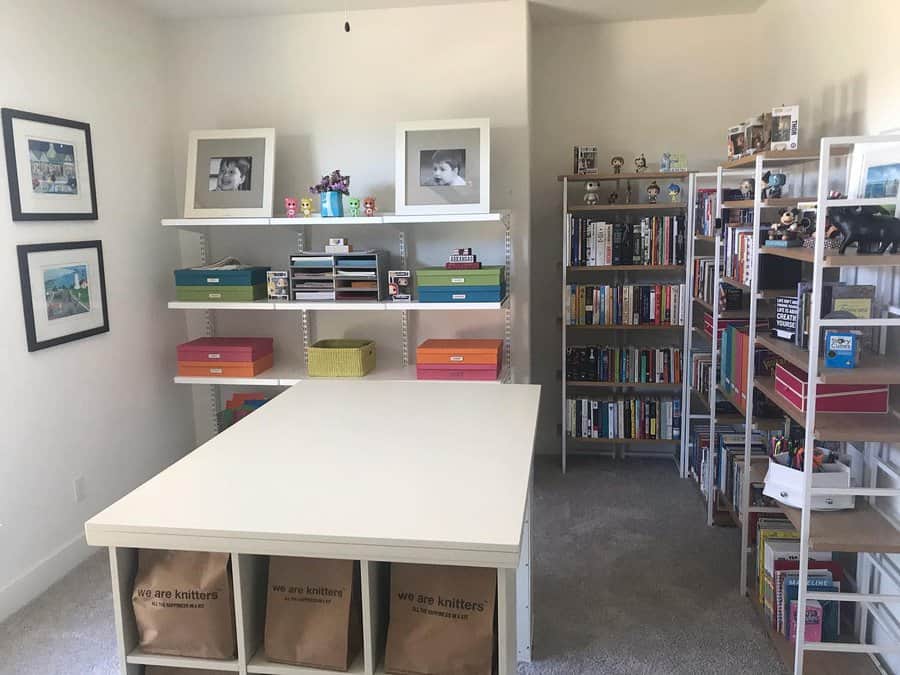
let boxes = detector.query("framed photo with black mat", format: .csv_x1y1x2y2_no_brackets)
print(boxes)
17,240,109,352
184,128,276,218
2,108,98,221
395,118,490,215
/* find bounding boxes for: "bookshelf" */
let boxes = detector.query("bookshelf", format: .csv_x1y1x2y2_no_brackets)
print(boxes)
559,172,689,472
166,211,515,438
735,136,900,675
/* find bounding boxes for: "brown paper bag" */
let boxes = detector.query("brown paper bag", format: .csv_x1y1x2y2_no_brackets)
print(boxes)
132,550,236,659
384,564,496,675
264,557,362,670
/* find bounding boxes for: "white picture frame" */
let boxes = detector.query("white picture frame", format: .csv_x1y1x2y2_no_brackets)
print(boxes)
847,141,900,203
184,128,276,218
395,118,490,215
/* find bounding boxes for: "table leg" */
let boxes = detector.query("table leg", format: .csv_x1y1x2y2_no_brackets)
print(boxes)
498,567,517,675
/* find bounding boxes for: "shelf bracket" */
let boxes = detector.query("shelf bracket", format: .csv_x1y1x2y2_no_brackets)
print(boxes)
198,232,220,437
400,311,410,367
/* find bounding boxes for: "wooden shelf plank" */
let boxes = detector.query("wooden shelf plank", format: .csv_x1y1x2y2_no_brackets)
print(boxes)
721,197,816,209
748,593,879,675
567,324,683,331
558,171,690,182
695,234,716,242
568,264,684,272
722,150,820,170
760,246,815,263
721,277,791,299
567,437,679,445
567,380,681,390
568,202,686,213
757,333,900,385
781,502,900,554
824,252,900,268
754,376,900,442
692,296,755,318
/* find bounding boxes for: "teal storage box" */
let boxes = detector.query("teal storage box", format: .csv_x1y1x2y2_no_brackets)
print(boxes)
418,285,505,303
415,266,504,287
174,266,270,286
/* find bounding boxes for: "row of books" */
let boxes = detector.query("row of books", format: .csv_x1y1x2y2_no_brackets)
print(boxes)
702,312,770,343
566,284,686,326
690,352,713,398
696,189,716,237
693,257,743,310
758,518,844,643
720,325,784,417
724,224,755,284
565,215,686,267
566,346,682,384
567,397,681,440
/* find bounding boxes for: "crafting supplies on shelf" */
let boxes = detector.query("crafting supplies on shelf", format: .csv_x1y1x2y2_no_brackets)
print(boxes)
174,263,270,302
176,337,274,378
565,214,686,267
565,283,686,326
566,345,682,385
415,266,506,303
566,396,681,441
416,338,504,381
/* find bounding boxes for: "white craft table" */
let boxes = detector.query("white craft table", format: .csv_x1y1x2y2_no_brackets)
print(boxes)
85,380,541,675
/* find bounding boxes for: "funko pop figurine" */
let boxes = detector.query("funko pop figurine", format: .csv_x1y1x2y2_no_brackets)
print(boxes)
761,171,787,200
284,197,298,218
300,197,314,217
607,190,619,205
740,178,755,200
347,197,361,217
769,207,804,240
611,156,625,174
624,181,633,204
583,181,600,205
667,183,681,202
634,154,648,173
363,196,377,217
646,181,661,204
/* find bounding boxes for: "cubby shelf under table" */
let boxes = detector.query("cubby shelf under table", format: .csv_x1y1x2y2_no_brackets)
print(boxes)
85,380,541,675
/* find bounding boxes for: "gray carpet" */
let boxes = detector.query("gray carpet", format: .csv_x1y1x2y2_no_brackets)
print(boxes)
0,457,785,675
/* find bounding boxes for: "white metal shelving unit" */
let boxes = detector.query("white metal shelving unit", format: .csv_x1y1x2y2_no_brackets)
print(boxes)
559,172,690,473
167,211,515,421
737,137,900,675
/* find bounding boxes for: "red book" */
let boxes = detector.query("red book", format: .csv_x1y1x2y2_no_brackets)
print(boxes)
444,262,483,270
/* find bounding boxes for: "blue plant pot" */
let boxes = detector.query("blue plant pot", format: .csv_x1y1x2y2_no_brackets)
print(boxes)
320,192,344,217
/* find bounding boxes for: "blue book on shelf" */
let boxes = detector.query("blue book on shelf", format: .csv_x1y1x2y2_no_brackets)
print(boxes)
783,576,839,641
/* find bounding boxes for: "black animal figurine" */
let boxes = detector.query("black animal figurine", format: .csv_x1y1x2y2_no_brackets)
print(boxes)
761,171,787,200
830,206,900,255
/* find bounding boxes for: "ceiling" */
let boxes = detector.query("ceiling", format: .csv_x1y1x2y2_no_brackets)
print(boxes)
129,0,766,24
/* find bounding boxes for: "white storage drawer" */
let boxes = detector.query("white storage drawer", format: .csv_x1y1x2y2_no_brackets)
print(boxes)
763,454,855,511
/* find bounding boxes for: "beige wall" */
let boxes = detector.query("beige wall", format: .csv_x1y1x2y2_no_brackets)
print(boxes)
0,0,194,621
165,1,532,443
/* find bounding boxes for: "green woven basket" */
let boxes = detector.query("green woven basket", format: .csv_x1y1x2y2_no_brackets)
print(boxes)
307,339,376,377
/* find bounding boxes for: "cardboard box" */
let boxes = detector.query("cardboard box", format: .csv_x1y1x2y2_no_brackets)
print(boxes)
774,362,889,413
771,105,799,151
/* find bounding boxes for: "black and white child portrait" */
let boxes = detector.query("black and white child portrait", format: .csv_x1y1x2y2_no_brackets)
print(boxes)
420,149,467,187
209,156,252,191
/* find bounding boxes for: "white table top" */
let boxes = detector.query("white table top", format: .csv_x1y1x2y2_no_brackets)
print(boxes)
85,380,541,567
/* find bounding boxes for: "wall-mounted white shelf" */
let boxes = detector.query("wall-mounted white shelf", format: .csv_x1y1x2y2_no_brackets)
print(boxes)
170,297,510,312
162,211,509,229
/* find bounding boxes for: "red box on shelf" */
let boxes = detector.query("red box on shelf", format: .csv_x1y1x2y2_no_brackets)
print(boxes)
774,362,889,414
177,337,274,363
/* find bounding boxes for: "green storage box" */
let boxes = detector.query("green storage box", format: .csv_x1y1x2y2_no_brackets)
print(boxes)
307,339,376,377
176,284,267,302
415,266,505,287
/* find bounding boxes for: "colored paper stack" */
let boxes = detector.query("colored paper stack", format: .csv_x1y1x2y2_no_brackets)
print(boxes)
174,264,269,302
416,339,503,381
415,259,505,304
177,337,274,378
217,392,271,431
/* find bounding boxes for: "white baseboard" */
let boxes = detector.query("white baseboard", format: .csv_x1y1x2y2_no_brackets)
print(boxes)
0,533,92,624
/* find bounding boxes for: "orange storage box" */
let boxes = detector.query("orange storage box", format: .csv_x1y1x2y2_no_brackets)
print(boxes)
177,353,274,377
416,339,503,366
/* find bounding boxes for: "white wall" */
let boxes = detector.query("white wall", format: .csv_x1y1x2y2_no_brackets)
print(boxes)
0,0,195,621
164,0,532,443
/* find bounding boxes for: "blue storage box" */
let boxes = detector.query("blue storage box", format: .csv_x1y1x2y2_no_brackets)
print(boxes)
418,285,505,303
174,266,270,286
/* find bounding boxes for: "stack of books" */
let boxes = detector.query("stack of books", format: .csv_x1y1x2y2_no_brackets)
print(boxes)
217,392,271,432
566,346,682,384
566,283,686,326
177,337,274,378
565,215,685,267
566,397,681,440
445,247,482,270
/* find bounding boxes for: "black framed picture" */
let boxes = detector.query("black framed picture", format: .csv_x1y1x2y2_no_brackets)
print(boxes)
2,108,98,220
17,240,109,351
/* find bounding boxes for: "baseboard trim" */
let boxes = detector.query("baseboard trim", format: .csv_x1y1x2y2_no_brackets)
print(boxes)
0,532,91,623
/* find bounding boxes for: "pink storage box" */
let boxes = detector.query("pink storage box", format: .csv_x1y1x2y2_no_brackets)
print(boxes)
774,362,889,414
416,363,500,381
177,337,274,363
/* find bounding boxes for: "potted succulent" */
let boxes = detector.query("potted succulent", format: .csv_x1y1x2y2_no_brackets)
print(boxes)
310,170,350,217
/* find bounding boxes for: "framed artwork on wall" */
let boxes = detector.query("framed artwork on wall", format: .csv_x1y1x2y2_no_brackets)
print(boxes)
17,240,109,352
184,128,276,218
395,118,490,215
2,108,98,221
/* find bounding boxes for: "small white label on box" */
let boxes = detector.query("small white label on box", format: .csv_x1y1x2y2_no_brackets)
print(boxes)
450,355,464,362
208,353,221,359
451,277,465,284
452,294,466,299
210,368,223,374
208,293,222,299
206,278,220,284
